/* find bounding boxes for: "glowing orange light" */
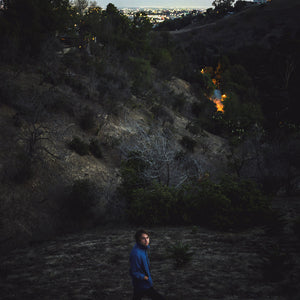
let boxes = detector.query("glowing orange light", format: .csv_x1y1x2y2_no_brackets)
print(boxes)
212,99,224,112
201,68,205,74
210,93,227,113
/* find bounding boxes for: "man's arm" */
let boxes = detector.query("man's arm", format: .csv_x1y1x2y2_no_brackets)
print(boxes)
130,252,148,280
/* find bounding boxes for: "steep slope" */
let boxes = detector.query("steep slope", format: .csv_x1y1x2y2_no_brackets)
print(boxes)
0,63,230,251
172,0,300,51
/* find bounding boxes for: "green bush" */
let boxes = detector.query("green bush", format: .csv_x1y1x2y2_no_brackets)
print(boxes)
119,152,148,198
128,57,152,94
120,154,271,230
68,137,89,156
128,182,177,225
166,241,194,268
178,179,232,228
218,176,270,229
89,138,102,158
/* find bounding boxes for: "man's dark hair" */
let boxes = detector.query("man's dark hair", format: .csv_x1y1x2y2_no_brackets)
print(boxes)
135,229,149,243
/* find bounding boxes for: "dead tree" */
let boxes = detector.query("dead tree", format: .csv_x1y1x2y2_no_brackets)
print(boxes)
119,122,203,187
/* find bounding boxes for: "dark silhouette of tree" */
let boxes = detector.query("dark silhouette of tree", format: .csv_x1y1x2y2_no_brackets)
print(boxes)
212,0,234,16
0,0,71,60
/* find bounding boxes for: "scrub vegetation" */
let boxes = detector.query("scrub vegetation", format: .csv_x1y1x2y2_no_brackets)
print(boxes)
0,0,299,271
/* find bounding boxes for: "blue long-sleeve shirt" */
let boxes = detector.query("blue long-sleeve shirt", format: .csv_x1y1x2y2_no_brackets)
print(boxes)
129,243,153,291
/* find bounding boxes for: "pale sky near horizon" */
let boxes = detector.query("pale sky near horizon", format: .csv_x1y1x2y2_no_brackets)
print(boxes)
95,0,214,8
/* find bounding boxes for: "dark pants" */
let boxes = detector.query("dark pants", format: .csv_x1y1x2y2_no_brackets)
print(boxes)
132,287,165,300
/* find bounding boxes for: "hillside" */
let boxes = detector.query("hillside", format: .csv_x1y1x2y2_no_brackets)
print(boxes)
0,0,299,259
171,0,300,50
0,62,230,250
0,1,300,299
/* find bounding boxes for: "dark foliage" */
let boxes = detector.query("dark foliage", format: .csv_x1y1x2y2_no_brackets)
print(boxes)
89,138,102,158
180,136,197,152
68,137,89,156
79,108,96,131
62,179,97,222
120,154,271,230
166,241,194,268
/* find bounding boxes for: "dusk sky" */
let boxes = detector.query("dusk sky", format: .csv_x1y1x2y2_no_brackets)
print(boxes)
96,0,214,8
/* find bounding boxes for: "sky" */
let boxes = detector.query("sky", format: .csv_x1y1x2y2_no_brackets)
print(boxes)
95,0,214,9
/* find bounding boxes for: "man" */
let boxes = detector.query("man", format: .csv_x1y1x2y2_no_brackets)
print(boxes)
129,229,165,300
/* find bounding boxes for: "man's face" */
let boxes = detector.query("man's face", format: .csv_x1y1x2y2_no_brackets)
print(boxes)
139,233,150,247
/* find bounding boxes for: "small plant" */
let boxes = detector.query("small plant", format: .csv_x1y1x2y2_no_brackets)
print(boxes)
166,241,194,268
191,226,198,234
68,137,89,156
180,135,197,152
89,138,102,158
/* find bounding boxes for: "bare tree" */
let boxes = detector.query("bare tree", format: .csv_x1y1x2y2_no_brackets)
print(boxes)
72,0,89,15
89,0,97,7
16,92,60,163
119,122,203,187
282,55,295,89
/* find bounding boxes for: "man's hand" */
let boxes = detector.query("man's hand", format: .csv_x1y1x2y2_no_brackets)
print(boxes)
144,276,149,280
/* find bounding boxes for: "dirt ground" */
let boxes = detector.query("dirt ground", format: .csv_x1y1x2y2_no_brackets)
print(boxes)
0,197,299,299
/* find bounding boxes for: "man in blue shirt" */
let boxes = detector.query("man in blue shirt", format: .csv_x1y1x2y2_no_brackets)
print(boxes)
130,229,165,300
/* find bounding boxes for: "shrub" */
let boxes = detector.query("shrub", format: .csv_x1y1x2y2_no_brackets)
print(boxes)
68,137,89,156
180,136,197,152
128,182,177,225
79,108,96,131
151,48,173,76
63,179,97,222
128,57,152,94
166,241,194,268
119,152,148,199
64,76,88,96
5,152,33,184
150,104,174,125
89,138,102,158
219,176,270,229
186,121,202,135
178,176,271,230
172,94,186,112
120,154,271,230
178,179,231,228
